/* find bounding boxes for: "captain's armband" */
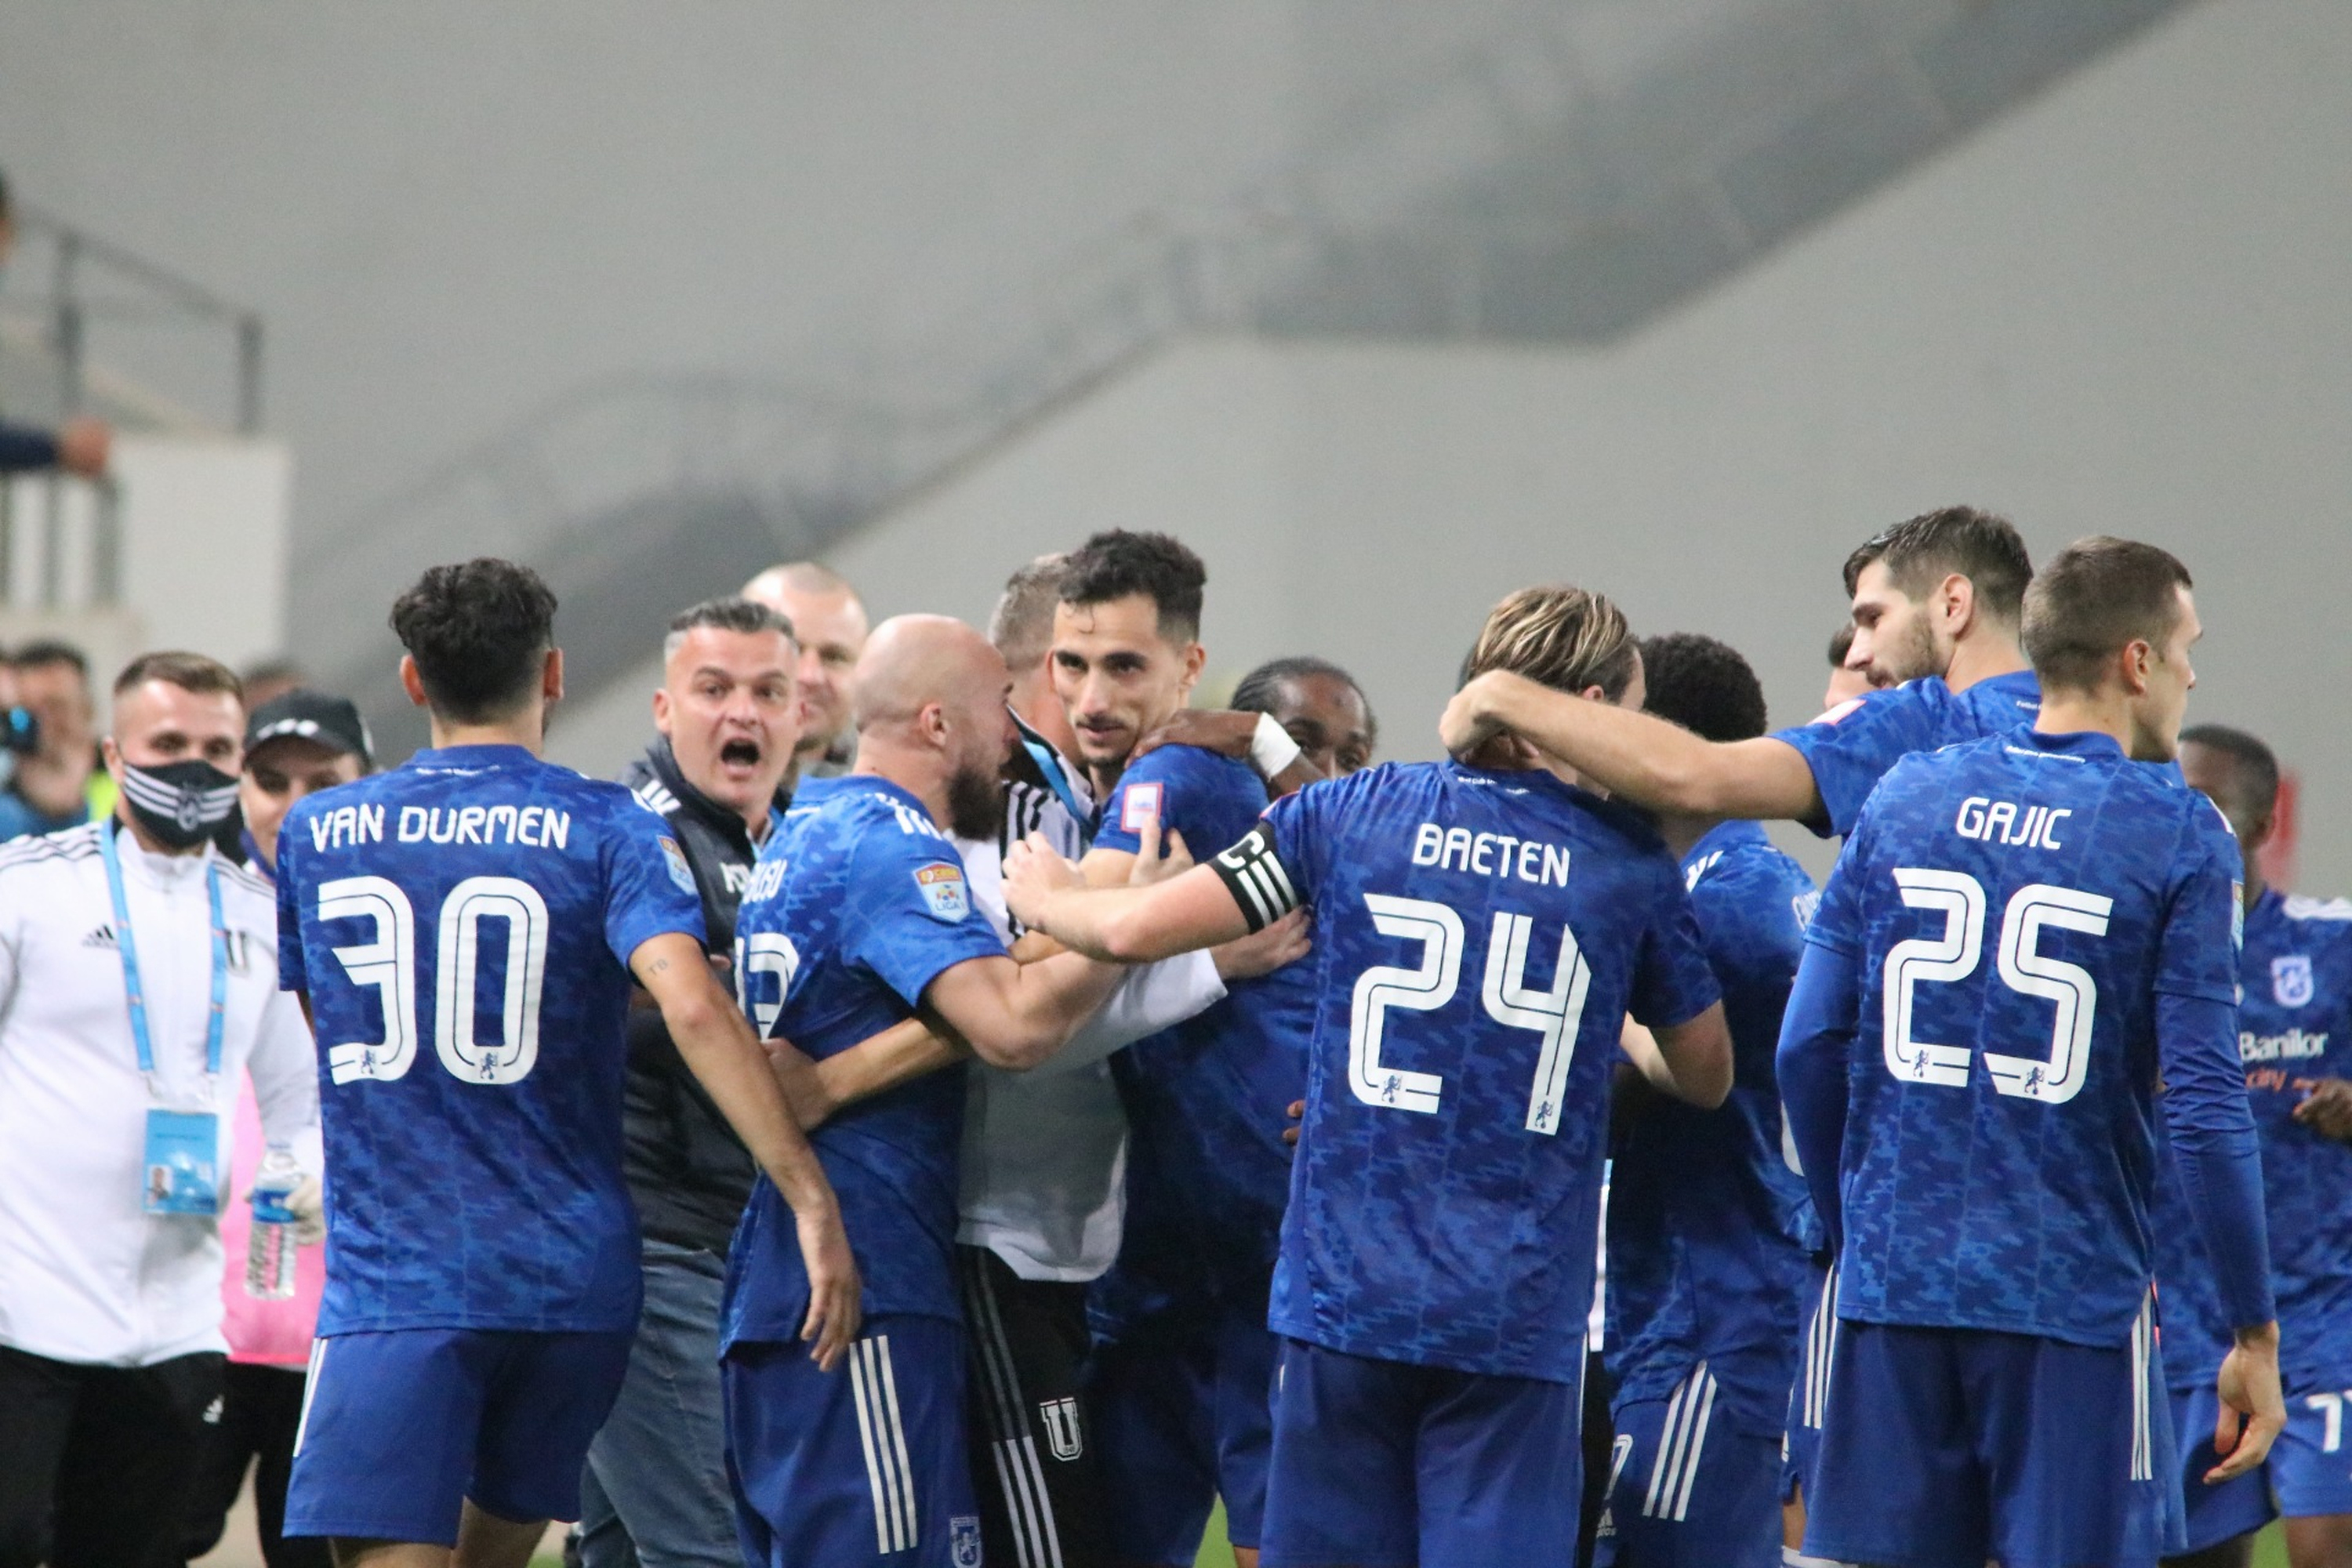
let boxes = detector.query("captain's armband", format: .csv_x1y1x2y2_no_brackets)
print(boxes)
1211,822,1302,933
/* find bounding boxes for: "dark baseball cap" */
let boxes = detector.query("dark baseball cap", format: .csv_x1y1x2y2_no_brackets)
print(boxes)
244,690,373,768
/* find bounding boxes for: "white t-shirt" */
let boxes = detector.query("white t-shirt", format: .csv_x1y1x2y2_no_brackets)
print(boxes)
0,822,319,1366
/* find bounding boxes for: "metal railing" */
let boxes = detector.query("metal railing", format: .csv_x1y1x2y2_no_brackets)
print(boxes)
0,473,124,610
0,203,264,434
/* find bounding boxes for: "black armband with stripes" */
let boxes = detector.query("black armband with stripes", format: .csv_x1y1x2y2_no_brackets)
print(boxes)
1212,821,1302,932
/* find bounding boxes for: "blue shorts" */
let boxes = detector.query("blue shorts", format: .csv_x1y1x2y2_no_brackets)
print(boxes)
1806,1312,2181,1568
1594,1356,1784,1568
1781,1261,1838,1506
1260,1339,1582,1568
723,1316,982,1568
1088,1290,1276,1561
2167,1381,2277,1552
283,1327,633,1544
2277,1377,2352,1518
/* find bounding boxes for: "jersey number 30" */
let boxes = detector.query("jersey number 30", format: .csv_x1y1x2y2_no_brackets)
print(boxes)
317,876,550,1087
1350,893,1590,1134
1882,868,2113,1105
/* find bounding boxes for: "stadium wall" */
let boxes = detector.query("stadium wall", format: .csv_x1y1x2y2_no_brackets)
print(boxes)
553,0,2352,890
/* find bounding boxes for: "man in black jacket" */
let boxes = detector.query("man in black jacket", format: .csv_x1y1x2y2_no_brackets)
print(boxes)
577,596,802,1568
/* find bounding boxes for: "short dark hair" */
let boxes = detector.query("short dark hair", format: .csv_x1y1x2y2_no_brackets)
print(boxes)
664,595,794,660
389,558,558,723
1842,506,2033,625
1461,585,1639,702
1827,622,1856,669
113,651,241,702
2020,536,2194,695
1639,633,1768,743
12,639,90,680
1232,655,1377,742
1058,531,1206,643
989,554,1069,670
2180,724,2281,817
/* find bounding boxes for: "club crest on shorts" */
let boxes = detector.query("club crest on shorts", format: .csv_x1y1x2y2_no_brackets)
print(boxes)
2275,953,2316,1008
658,836,696,895
949,1515,983,1567
914,862,971,923
1040,1395,1083,1461
1120,781,1163,836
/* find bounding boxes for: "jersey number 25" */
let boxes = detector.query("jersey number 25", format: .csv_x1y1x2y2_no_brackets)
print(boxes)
317,876,550,1087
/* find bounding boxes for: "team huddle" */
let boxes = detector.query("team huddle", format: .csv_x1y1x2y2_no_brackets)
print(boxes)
262,508,2352,1568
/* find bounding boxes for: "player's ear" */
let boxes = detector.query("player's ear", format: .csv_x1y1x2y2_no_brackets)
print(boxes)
1940,572,1976,636
397,655,430,710
651,685,673,735
1178,641,1207,697
919,699,950,748
543,648,566,706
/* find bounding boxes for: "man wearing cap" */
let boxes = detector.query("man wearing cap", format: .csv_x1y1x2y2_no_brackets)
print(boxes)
179,691,368,1568
0,652,321,1568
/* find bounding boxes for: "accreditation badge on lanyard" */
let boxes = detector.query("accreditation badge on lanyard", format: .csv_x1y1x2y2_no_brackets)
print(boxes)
101,822,231,1217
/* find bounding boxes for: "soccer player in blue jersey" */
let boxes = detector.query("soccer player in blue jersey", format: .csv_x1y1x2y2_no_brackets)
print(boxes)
1441,506,2038,840
720,613,1151,1568
2153,725,2352,1568
1004,583,1736,1568
274,560,858,1568
1595,634,1818,1568
1776,538,2285,1568
1049,530,1298,1568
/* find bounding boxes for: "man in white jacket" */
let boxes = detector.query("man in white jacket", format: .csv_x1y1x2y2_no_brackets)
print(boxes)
0,652,320,1568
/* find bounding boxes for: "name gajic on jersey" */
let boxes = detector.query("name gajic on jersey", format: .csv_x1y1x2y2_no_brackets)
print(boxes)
303,800,576,853
1410,822,1573,887
1952,795,2071,851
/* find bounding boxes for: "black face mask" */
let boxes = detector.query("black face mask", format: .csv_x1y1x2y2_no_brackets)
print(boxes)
118,760,241,851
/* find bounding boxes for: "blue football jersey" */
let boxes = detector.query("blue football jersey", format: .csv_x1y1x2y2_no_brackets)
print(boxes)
274,743,705,1334
1606,821,1818,1425
720,774,1007,1347
1231,760,1720,1385
1806,728,2242,1348
1773,670,2043,837
2154,889,2352,1391
1088,744,1283,1323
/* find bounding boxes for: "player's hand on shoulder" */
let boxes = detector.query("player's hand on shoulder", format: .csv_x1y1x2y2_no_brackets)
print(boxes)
2292,1078,2352,1142
1123,815,1192,886
794,1203,862,1373
1134,708,1257,762
2209,1322,2286,1484
1215,906,1310,982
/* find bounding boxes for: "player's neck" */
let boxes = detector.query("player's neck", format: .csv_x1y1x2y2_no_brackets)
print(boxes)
1655,811,1720,862
2030,689,2133,754
851,740,953,832
427,712,544,755
1941,628,2027,695
2241,869,2269,912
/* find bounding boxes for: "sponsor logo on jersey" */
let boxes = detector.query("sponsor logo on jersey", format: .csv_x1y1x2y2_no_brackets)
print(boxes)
1041,1395,1084,1461
1120,781,1163,836
2275,954,2317,1008
82,924,117,949
2241,1028,2328,1063
914,862,971,923
659,836,696,895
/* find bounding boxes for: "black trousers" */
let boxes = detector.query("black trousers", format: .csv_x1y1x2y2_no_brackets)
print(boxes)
957,1245,1113,1568
180,1361,333,1568
0,1344,226,1568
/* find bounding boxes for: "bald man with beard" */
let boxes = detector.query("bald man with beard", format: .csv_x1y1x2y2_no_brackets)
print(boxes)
720,615,1135,1568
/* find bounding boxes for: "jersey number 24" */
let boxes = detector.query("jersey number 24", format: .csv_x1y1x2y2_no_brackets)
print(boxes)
316,876,550,1087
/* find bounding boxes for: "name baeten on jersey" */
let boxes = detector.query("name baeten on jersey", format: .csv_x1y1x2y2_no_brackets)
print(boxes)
274,743,706,1335
2154,890,2352,1392
1607,820,1817,1428
1791,729,2269,1348
720,774,1008,1348
1773,669,2042,837
1209,760,1720,1385
1089,743,1289,1320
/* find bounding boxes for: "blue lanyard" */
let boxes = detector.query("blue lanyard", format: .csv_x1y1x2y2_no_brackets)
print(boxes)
98,821,228,1096
1022,736,1092,842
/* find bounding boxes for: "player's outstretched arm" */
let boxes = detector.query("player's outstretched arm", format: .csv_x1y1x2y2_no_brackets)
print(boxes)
1441,670,1820,821
1004,832,1254,966
1645,1005,1733,1109
1777,940,1863,1245
633,931,860,1370
767,1017,969,1131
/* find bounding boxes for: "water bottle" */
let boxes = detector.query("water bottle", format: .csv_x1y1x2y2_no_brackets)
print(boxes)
245,1149,301,1301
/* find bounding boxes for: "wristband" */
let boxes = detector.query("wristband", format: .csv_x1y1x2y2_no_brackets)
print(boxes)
1249,712,1305,781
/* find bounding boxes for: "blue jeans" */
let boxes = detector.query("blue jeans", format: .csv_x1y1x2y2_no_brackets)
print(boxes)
576,1240,739,1568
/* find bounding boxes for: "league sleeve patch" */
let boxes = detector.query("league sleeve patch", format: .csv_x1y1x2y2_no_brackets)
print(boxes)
658,836,696,895
914,862,971,923
1809,696,1866,728
1120,781,1164,836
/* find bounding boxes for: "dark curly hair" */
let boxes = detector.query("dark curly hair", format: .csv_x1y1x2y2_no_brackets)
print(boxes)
1058,530,1207,643
389,558,558,723
1639,633,1767,743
